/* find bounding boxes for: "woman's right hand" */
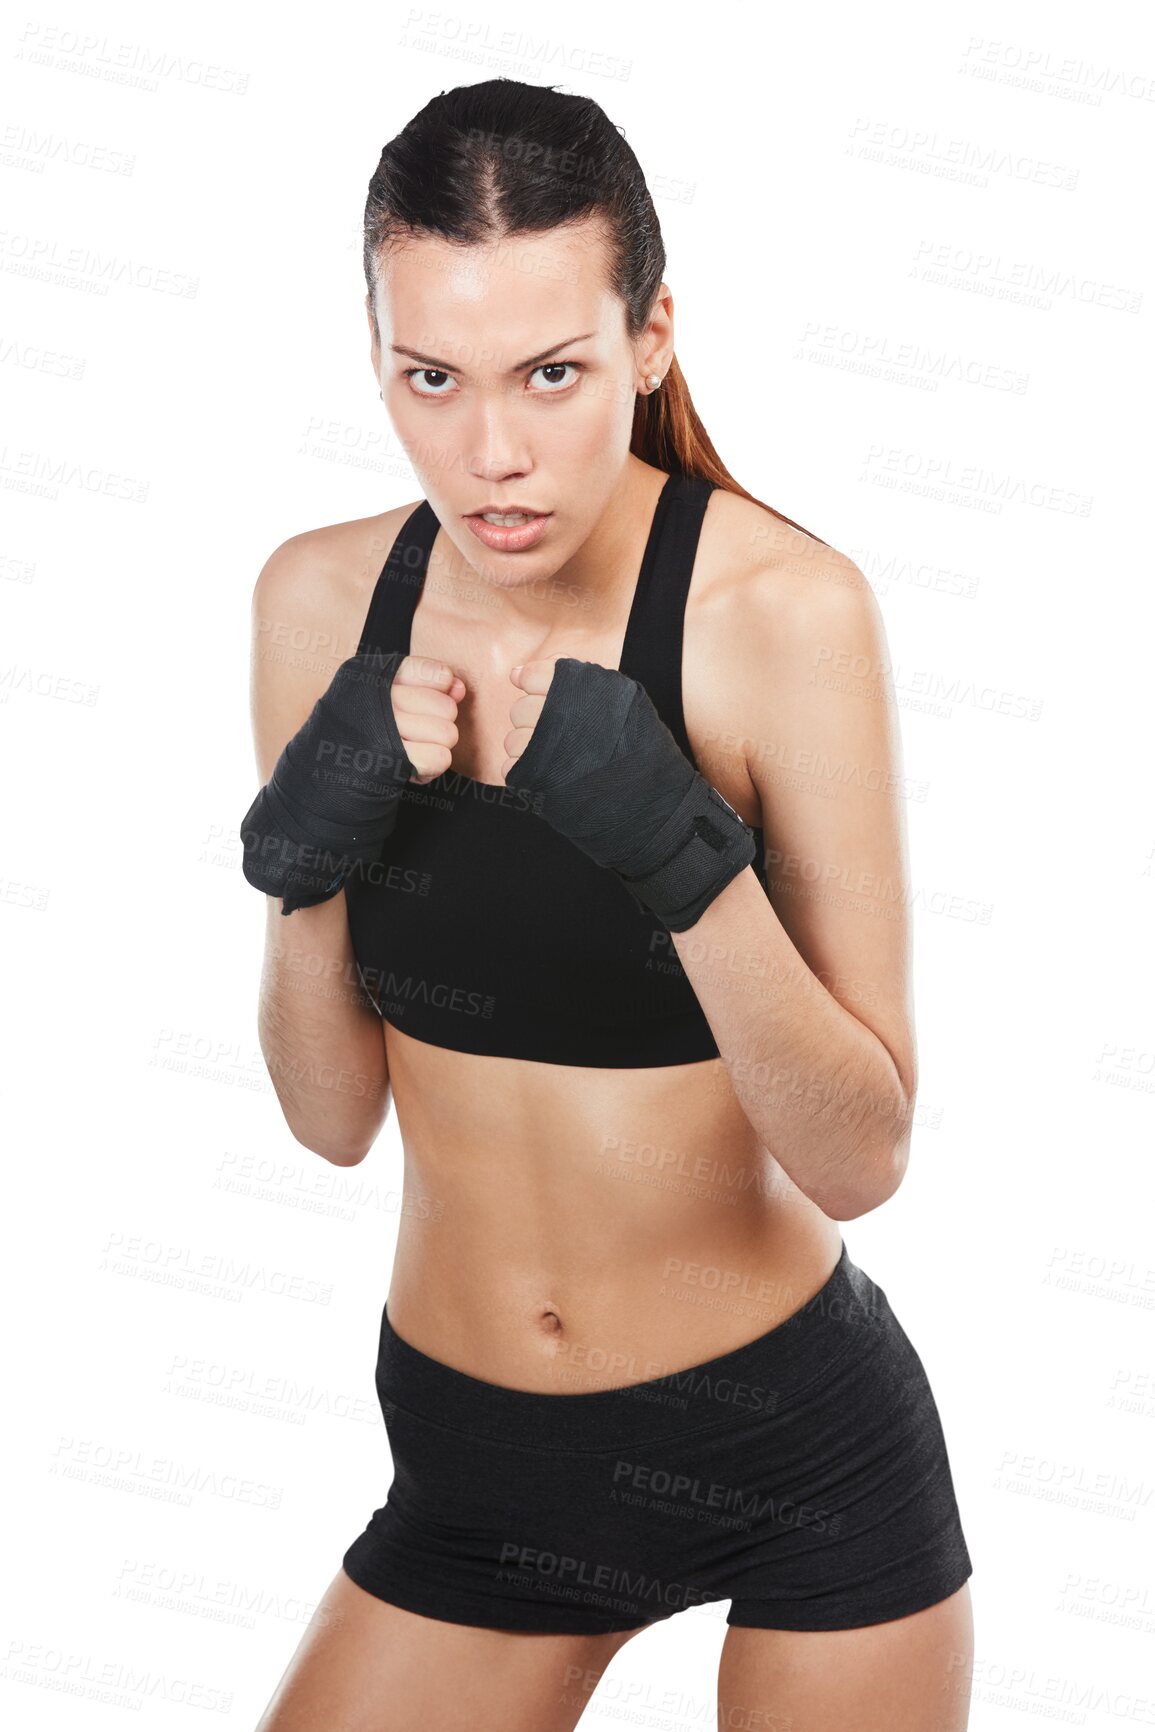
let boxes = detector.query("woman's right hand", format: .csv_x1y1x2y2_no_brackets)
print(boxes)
389,654,466,785
240,648,465,912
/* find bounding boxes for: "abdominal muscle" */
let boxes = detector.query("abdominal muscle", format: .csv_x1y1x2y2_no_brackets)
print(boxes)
380,1022,845,1395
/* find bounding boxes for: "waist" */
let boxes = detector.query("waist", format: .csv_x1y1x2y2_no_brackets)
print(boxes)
387,1180,841,1395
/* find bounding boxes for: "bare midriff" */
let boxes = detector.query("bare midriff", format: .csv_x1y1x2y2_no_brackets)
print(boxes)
382,1024,844,1395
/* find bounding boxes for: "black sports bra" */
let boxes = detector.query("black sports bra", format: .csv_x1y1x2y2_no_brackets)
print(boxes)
344,470,769,1067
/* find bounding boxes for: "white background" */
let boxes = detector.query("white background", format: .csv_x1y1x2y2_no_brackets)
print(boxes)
3,0,1153,1725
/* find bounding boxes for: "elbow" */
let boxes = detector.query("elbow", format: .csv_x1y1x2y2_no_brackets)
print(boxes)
321,1142,372,1167
818,1103,914,1222
289,1124,373,1167
820,1164,905,1221
261,1062,389,1168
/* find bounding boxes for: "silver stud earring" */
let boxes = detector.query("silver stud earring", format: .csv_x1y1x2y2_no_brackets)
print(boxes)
379,388,383,399
646,374,662,390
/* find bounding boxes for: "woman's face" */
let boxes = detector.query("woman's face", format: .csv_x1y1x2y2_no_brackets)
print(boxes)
367,220,669,582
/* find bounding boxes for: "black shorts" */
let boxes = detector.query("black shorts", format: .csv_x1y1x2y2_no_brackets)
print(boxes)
341,1239,973,1634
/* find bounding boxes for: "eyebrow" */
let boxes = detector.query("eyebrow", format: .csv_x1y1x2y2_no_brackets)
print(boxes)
389,332,597,373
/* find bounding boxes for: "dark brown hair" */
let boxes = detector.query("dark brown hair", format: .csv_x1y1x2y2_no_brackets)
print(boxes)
364,77,826,545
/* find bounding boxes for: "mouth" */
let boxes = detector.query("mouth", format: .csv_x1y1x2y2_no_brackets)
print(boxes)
465,508,549,526
463,510,553,553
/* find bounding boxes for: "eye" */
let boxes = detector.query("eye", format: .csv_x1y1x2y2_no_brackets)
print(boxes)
401,361,584,399
403,367,456,397
529,361,582,392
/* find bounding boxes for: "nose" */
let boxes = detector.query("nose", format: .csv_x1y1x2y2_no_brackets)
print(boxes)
462,380,534,484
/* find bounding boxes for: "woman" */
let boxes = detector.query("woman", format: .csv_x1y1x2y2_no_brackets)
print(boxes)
241,79,974,1731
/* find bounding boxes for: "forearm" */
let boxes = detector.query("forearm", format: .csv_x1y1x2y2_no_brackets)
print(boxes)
256,891,390,1164
671,867,912,1219
500,653,912,1211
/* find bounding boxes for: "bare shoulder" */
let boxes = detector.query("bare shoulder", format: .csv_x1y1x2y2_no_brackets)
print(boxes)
252,500,423,660
684,486,878,824
247,500,422,783
698,484,869,633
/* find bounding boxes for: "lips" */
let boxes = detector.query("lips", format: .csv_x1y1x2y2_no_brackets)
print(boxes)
463,511,553,553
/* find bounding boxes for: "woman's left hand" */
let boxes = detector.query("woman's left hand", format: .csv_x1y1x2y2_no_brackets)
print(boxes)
500,656,756,933
500,658,553,782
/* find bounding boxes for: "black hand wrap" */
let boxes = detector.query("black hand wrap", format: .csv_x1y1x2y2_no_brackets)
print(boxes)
503,658,756,932
239,649,417,915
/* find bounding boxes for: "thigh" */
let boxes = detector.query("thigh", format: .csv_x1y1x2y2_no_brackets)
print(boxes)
254,1567,648,1732
717,1581,974,1731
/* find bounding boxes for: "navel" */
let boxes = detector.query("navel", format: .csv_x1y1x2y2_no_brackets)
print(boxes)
539,1308,564,1334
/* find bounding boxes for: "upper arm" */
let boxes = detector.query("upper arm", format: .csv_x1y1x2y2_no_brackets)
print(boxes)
737,548,918,1104
245,530,392,1144
246,530,382,1009
249,530,349,785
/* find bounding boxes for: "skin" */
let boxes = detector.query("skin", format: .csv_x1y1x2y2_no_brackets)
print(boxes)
251,218,973,1728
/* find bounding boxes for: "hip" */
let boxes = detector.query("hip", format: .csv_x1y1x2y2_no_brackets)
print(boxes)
344,1236,973,1632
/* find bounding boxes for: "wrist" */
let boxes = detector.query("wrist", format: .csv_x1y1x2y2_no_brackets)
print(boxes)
616,775,757,932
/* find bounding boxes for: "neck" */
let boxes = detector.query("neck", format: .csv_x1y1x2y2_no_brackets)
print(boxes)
435,457,667,639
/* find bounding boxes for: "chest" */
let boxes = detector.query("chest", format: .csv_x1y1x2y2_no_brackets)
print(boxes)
408,558,763,828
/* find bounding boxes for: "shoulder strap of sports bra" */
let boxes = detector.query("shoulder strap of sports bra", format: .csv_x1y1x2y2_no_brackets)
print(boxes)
357,499,439,657
620,472,718,762
358,478,718,767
